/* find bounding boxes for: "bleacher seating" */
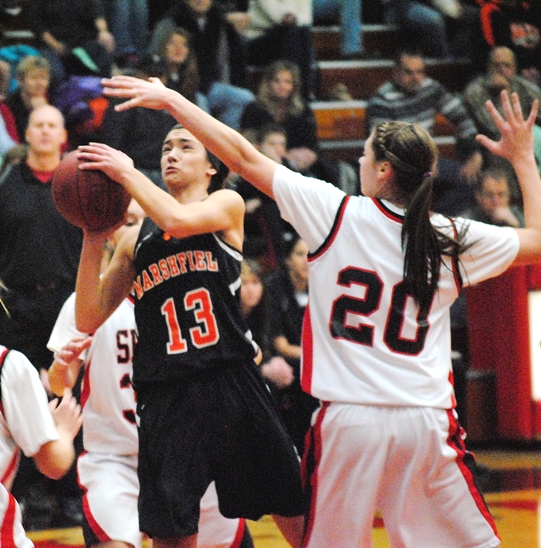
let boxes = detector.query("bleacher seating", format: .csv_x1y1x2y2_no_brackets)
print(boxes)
307,23,472,164
0,7,469,165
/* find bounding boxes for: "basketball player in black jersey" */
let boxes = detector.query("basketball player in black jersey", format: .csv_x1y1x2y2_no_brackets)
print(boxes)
74,126,306,548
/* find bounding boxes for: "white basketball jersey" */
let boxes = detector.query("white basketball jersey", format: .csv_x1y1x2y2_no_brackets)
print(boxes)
0,482,32,548
48,294,138,455
0,346,59,490
273,165,519,407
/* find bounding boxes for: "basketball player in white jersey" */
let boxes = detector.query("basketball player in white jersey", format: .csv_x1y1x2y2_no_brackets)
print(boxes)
48,199,253,548
96,76,541,548
0,344,82,547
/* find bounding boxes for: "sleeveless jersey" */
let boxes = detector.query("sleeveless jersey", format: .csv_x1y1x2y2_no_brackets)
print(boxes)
48,294,138,455
132,219,256,384
273,165,520,408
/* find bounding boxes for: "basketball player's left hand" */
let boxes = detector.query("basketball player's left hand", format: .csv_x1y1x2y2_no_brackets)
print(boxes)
78,143,135,187
477,91,538,163
101,75,171,111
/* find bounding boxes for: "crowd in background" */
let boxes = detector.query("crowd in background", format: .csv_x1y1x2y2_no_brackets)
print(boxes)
0,0,540,534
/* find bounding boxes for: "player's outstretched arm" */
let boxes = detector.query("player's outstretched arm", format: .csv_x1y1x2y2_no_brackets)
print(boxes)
48,336,92,397
75,224,137,333
100,75,279,199
33,388,82,480
476,91,541,265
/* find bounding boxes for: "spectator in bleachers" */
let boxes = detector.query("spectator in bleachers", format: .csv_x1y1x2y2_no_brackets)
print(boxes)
0,105,84,530
477,0,541,88
463,46,541,143
104,0,149,68
460,166,524,227
0,60,9,99
26,0,115,90
462,46,541,201
384,0,479,60
158,27,210,112
367,48,481,215
148,0,254,130
4,56,50,142
0,113,16,163
240,259,294,390
265,232,319,456
312,0,379,60
450,165,524,368
101,55,177,189
242,0,315,99
229,123,291,268
240,59,357,194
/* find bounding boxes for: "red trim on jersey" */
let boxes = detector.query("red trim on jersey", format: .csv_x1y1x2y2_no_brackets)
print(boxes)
1,489,17,547
301,402,329,548
0,451,20,486
301,304,314,394
309,196,350,262
230,517,246,548
372,199,404,223
445,409,500,539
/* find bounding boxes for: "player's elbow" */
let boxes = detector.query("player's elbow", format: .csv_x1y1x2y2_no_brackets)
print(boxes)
33,440,75,480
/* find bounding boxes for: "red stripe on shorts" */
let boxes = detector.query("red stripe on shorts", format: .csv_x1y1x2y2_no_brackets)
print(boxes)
301,402,330,548
446,409,500,539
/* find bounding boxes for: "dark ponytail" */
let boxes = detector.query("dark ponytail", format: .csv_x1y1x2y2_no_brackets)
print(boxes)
372,121,468,316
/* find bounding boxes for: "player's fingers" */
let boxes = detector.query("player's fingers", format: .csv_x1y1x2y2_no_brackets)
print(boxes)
61,387,73,402
510,92,525,122
484,99,505,129
476,134,498,154
500,90,515,123
113,97,142,112
526,99,539,127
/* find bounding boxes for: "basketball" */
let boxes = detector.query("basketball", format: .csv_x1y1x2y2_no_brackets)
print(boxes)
52,150,131,231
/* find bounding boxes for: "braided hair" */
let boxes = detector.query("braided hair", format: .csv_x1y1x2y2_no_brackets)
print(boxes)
371,121,469,316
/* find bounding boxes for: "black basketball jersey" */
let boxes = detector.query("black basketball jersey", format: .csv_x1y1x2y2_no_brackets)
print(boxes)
132,218,256,384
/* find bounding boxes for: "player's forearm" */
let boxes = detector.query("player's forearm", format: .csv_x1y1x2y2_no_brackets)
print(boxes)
33,438,75,480
48,361,80,397
515,156,541,231
162,89,276,197
75,234,108,333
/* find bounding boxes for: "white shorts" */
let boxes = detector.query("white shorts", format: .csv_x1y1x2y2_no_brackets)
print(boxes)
0,483,33,548
78,452,244,548
78,452,141,548
302,403,501,548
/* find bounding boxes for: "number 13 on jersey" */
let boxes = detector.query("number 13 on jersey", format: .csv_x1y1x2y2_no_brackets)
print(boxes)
161,287,220,354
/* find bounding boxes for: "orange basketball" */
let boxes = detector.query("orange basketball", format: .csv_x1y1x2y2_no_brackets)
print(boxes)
52,150,131,231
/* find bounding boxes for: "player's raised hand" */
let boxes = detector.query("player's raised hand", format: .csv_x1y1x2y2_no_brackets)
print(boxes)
476,90,538,164
101,75,171,112
54,336,93,368
49,336,92,396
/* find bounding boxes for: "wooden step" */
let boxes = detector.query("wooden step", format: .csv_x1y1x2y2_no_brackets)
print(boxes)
312,100,458,142
313,24,400,60
315,57,474,100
